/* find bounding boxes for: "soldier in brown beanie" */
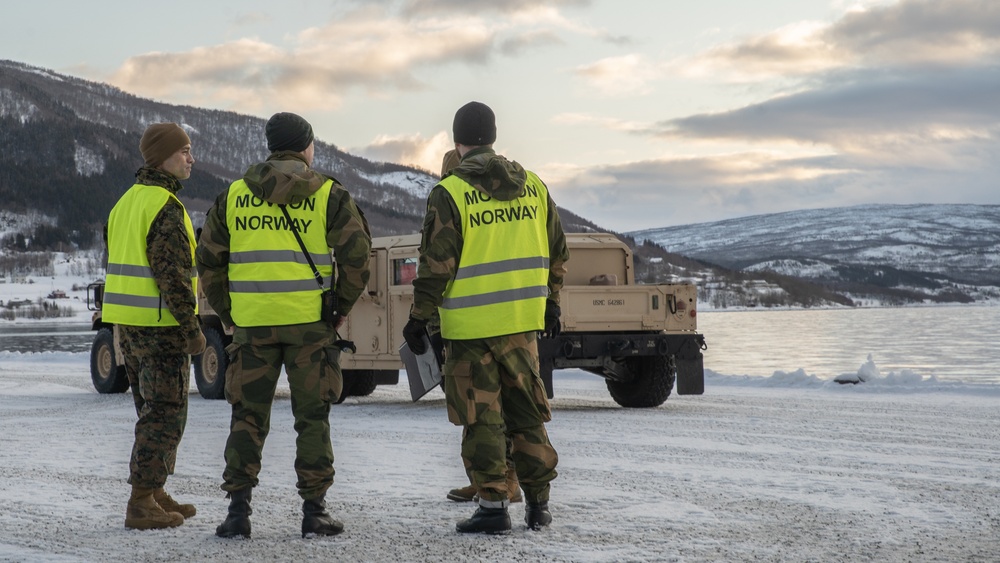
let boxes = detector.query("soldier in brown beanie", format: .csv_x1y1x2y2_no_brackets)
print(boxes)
104,122,206,530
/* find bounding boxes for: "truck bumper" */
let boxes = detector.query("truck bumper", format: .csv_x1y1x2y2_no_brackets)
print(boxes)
538,332,706,398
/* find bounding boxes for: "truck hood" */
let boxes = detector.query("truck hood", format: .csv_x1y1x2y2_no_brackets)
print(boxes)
242,151,327,205
451,147,528,202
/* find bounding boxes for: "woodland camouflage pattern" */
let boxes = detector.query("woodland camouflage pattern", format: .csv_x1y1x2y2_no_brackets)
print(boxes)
411,147,566,504
197,151,370,501
220,322,342,499
410,147,569,320
445,333,558,503
196,151,371,327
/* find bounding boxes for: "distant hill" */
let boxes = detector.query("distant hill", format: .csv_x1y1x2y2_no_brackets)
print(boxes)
0,59,603,243
631,204,1000,304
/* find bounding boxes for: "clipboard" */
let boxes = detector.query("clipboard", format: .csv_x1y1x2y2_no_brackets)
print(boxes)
399,335,443,401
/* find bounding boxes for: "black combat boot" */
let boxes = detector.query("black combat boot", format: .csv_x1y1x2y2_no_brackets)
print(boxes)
456,504,511,535
302,496,344,538
525,501,552,530
215,488,252,539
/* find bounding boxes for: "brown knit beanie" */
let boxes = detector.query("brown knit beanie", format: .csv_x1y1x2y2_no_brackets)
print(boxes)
140,123,191,167
453,101,496,146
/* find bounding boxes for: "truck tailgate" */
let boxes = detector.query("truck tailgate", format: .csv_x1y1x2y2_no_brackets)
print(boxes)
561,284,697,332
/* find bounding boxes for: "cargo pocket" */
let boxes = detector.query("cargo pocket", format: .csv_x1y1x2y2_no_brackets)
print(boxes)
443,359,475,426
529,366,552,423
223,343,243,405
321,347,344,404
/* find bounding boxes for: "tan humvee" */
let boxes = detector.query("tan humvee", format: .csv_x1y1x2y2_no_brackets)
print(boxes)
89,233,705,408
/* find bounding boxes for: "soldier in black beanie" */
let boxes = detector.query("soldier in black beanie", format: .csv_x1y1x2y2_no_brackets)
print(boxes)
404,101,568,535
198,110,371,540
266,112,315,153
452,101,497,146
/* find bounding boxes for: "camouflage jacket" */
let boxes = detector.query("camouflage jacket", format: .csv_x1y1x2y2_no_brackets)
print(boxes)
133,167,200,340
196,152,372,327
410,147,569,321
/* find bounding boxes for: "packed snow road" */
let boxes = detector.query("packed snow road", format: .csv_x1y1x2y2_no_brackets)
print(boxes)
1,355,998,562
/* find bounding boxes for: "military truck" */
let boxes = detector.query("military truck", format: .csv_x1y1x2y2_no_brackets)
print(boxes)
88,232,705,408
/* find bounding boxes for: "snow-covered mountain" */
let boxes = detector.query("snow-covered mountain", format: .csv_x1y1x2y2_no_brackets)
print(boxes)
4,59,999,306
0,59,602,238
630,203,1000,290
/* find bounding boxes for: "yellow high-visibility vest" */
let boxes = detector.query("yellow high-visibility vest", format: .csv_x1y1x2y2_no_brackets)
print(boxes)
438,172,549,339
225,179,333,327
104,184,197,326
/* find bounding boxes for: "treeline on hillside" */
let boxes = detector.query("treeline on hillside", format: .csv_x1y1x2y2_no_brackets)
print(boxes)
0,114,229,248
633,238,856,307
0,251,54,277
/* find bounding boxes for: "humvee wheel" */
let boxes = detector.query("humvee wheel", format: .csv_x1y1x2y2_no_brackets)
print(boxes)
91,327,129,394
606,355,675,408
349,370,378,397
194,327,227,400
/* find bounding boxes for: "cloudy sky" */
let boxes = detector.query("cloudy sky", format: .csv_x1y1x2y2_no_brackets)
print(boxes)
2,0,998,231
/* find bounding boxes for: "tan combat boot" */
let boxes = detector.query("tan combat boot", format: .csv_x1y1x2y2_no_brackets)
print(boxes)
447,484,477,502
506,468,522,503
125,487,184,530
154,488,196,519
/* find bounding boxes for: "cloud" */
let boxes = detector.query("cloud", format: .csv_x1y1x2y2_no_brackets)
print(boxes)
572,54,663,96
676,21,842,81
676,0,1000,80
400,0,591,17
828,0,1000,65
352,131,453,174
500,30,564,56
545,147,1000,231
651,67,1000,169
551,112,648,133
110,9,496,112
543,153,854,229
107,3,622,113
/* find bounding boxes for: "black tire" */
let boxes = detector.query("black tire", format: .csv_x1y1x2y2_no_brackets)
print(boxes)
606,355,675,408
91,327,129,394
193,327,227,400
349,370,378,397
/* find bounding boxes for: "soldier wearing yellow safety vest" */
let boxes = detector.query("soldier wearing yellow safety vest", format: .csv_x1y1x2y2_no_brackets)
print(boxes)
403,101,570,535
197,112,371,540
104,122,206,531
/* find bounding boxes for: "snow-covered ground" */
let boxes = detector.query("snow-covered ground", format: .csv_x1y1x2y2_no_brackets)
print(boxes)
0,250,100,325
1,353,998,562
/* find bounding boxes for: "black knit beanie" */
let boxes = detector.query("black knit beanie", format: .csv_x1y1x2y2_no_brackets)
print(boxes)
265,112,314,153
453,101,496,146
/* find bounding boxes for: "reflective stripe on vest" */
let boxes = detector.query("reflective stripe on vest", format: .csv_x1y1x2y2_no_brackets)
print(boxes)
438,172,549,339
103,184,198,326
226,179,333,327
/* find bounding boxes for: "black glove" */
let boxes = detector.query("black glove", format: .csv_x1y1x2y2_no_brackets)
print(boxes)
544,301,561,337
403,316,429,354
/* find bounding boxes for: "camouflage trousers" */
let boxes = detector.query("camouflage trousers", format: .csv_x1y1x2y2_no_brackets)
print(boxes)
221,321,342,500
443,331,558,504
119,325,190,490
